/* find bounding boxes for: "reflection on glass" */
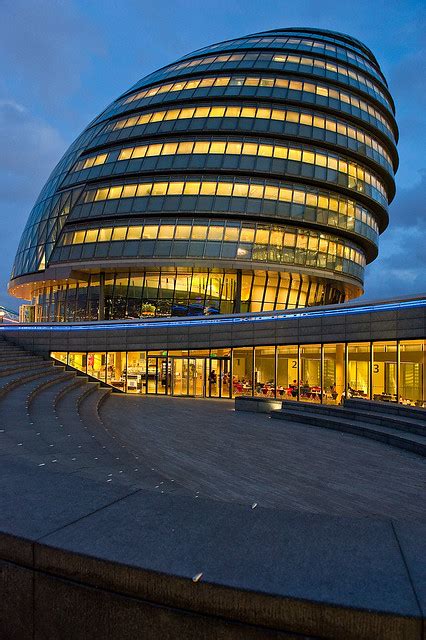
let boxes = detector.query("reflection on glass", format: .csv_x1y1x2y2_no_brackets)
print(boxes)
254,346,275,397
323,344,345,404
399,340,425,407
232,348,253,396
347,342,370,399
372,342,397,402
300,345,321,402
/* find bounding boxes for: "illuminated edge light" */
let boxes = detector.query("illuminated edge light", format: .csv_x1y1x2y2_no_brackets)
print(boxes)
0,298,425,332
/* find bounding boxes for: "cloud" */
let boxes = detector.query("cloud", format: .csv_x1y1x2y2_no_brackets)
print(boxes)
0,0,103,111
363,172,426,299
0,101,65,204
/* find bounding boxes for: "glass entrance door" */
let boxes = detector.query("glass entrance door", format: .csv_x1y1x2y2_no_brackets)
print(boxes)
207,358,231,398
171,357,205,396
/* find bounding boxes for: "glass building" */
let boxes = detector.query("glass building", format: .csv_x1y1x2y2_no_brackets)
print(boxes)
9,27,398,320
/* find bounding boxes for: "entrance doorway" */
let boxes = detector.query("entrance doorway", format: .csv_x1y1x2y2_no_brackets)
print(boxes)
170,357,205,397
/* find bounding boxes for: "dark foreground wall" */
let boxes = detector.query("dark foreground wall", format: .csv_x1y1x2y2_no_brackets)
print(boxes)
1,454,425,640
1,296,425,355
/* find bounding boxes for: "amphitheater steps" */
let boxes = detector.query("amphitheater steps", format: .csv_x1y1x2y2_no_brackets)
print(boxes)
272,401,426,457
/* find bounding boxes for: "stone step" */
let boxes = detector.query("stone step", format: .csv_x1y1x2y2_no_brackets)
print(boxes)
271,409,426,457
0,366,64,397
344,398,426,420
279,401,426,436
0,360,53,377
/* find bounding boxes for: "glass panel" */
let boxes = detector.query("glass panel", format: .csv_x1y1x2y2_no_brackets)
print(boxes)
232,348,253,396
51,352,67,365
254,346,275,397
190,358,205,397
69,352,86,373
87,352,106,383
172,358,189,396
147,357,158,393
300,345,322,402
347,342,370,400
399,340,425,407
276,345,298,400
372,341,397,402
323,344,345,404
106,352,126,391
126,351,146,393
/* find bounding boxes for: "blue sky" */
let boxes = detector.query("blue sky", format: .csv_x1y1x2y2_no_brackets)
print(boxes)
0,0,425,309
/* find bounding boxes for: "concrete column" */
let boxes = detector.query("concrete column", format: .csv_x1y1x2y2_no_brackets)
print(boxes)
234,270,242,314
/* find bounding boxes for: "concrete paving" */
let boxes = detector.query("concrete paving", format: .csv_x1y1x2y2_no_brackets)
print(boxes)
100,395,426,519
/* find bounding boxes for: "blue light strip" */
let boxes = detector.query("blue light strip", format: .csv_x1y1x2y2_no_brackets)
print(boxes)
0,298,425,333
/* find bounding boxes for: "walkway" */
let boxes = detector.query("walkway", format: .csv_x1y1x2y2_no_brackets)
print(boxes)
100,395,426,519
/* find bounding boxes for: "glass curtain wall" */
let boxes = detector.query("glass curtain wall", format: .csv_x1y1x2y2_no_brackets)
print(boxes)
51,340,426,406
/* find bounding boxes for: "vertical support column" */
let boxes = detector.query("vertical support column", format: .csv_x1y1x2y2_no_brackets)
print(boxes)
234,270,242,314
336,343,345,404
98,272,105,321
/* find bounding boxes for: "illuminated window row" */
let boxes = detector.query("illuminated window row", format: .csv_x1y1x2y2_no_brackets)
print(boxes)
60,221,366,267
34,270,345,322
181,35,382,81
121,74,395,140
81,179,379,233
75,139,387,201
103,104,392,168
146,50,390,108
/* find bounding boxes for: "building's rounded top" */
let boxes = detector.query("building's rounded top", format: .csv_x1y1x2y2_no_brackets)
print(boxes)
9,26,398,318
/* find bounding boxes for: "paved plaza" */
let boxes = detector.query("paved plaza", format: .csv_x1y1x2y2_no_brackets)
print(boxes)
101,396,426,520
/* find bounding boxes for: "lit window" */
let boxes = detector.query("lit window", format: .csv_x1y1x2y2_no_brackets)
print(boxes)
142,226,158,239
162,142,178,155
93,153,108,166
288,149,302,161
164,110,180,121
224,227,239,241
85,229,98,243
94,188,109,201
258,144,273,157
255,229,269,244
200,182,217,195
216,182,233,196
192,225,208,239
127,226,142,240
158,225,175,239
98,228,112,242
175,226,191,239
136,184,152,197
264,186,279,200
109,186,123,199
177,141,194,154
193,141,210,154
232,183,248,197
248,184,264,199
122,185,137,198
226,142,242,155
240,228,255,242
131,146,148,159
167,182,184,195
183,182,200,195
151,183,168,195
194,107,210,117
210,107,226,117
180,108,195,119
225,106,241,117
73,231,85,244
112,227,127,241
210,141,226,154
242,142,258,155
240,107,256,118
150,111,165,122
146,143,162,157
119,148,133,161
207,226,224,240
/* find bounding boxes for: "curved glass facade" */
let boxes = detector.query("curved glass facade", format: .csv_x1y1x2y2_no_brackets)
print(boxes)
9,27,398,321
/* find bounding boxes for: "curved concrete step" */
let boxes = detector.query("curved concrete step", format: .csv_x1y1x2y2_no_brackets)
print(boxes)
344,398,426,420
271,409,426,456
280,401,426,436
0,366,64,397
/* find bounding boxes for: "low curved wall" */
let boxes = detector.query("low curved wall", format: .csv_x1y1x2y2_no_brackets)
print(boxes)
1,454,425,640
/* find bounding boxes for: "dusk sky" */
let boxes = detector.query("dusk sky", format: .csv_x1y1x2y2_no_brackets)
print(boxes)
0,0,425,310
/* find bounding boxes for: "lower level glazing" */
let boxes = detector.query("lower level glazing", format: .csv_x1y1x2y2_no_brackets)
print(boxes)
34,269,346,321
51,339,426,407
